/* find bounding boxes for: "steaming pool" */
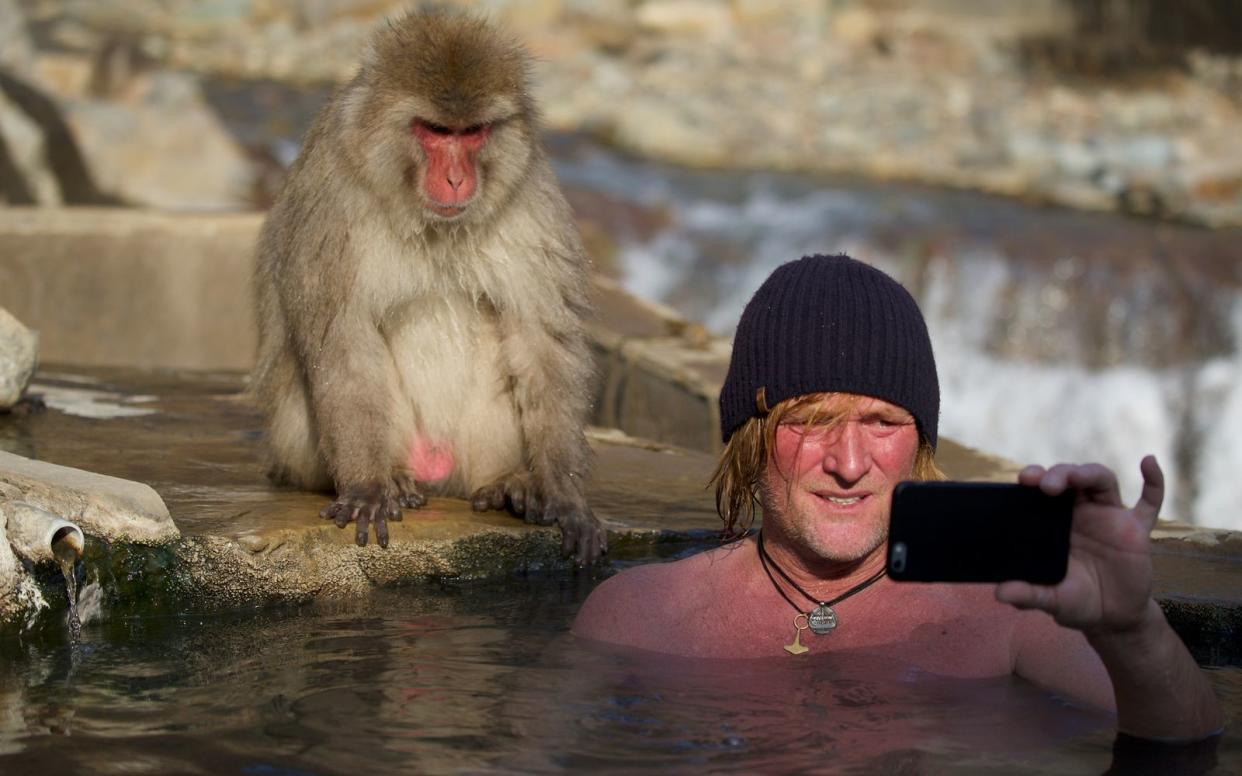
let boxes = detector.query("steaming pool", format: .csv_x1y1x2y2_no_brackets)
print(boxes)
1,560,1237,775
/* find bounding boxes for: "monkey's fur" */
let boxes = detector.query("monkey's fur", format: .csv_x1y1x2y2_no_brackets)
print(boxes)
252,11,606,562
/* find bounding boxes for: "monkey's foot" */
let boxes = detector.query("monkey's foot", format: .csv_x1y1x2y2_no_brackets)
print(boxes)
320,481,401,549
546,500,608,566
470,472,544,521
392,471,428,509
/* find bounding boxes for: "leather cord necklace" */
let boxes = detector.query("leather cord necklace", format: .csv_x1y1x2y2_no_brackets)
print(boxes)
756,531,887,655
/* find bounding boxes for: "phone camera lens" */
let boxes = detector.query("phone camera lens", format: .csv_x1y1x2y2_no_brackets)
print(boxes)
891,542,907,573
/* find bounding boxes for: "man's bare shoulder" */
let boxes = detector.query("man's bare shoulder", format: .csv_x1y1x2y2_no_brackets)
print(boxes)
572,542,748,649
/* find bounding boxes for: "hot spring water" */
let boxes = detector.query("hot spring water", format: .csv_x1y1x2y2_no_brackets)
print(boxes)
2,574,1236,774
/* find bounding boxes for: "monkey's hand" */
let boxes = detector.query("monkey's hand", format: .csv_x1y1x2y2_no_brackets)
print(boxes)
470,474,608,564
320,481,402,549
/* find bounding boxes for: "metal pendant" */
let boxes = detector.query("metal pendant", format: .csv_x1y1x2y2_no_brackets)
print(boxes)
808,604,838,635
784,614,810,655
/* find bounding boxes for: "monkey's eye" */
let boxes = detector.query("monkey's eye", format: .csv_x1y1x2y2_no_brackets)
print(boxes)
416,120,453,136
462,124,486,135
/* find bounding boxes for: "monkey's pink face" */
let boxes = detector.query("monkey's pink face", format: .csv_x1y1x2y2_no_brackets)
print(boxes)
412,120,491,218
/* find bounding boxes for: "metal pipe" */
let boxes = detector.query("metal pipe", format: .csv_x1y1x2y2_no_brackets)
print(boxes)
2,501,84,565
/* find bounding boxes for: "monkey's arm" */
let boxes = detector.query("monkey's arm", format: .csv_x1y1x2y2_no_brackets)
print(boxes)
515,319,606,565
482,272,606,565
280,231,404,549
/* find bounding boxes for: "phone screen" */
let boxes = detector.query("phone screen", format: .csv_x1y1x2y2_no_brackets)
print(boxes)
887,481,1073,584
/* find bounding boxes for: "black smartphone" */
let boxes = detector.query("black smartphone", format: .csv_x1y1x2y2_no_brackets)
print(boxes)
886,481,1074,585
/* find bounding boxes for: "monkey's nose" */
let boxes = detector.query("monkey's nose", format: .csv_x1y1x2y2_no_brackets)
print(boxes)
446,171,464,191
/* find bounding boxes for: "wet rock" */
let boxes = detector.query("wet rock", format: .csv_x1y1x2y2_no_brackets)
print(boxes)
561,0,638,50
0,0,35,77
831,5,881,48
12,1,1242,224
0,500,84,565
600,335,731,453
4,22,241,211
586,273,735,450
735,0,825,29
2,366,732,607
0,450,179,545
0,8,61,207
0,87,60,205
0,68,125,206
635,1,734,39
608,92,734,169
29,53,94,99
62,70,255,210
0,504,20,609
0,489,50,629
0,307,37,410
565,187,673,278
479,0,563,34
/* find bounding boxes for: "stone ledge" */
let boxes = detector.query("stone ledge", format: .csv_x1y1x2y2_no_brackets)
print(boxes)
0,449,177,544
0,208,262,371
0,367,1236,668
2,367,728,618
1153,522,1242,559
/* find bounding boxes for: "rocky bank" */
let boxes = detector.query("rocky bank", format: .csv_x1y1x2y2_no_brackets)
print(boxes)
2,0,1240,224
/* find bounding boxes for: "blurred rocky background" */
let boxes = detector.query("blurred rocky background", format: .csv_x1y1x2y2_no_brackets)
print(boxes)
1,0,1239,223
2,0,1242,529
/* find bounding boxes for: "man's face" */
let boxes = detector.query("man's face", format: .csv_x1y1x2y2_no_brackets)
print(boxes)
760,393,920,563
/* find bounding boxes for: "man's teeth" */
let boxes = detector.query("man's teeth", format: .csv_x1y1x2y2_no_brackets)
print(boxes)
826,496,861,505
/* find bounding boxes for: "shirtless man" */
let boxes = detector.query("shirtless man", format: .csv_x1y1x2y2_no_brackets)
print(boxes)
574,254,1223,741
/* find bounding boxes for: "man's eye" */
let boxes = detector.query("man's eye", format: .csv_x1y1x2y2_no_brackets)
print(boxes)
781,422,819,436
802,424,835,438
866,416,906,429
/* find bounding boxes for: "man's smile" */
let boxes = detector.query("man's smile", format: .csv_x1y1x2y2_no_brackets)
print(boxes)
811,490,872,508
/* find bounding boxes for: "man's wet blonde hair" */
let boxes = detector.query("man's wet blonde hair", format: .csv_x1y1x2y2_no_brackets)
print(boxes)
711,390,945,540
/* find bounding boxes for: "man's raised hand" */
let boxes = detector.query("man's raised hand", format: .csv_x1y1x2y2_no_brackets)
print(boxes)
995,455,1164,636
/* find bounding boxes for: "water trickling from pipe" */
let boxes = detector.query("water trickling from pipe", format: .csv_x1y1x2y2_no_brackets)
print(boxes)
52,528,81,641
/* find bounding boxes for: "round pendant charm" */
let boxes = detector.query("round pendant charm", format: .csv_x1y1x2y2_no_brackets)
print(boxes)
808,605,837,635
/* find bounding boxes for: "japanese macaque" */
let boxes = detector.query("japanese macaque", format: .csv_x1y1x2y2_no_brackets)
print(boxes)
252,10,606,563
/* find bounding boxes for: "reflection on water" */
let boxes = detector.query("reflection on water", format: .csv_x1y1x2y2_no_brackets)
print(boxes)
0,576,1236,774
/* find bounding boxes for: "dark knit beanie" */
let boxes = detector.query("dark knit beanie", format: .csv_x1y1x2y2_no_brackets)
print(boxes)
719,254,940,448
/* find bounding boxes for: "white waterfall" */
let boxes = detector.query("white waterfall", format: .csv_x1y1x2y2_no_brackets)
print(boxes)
555,143,1242,530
